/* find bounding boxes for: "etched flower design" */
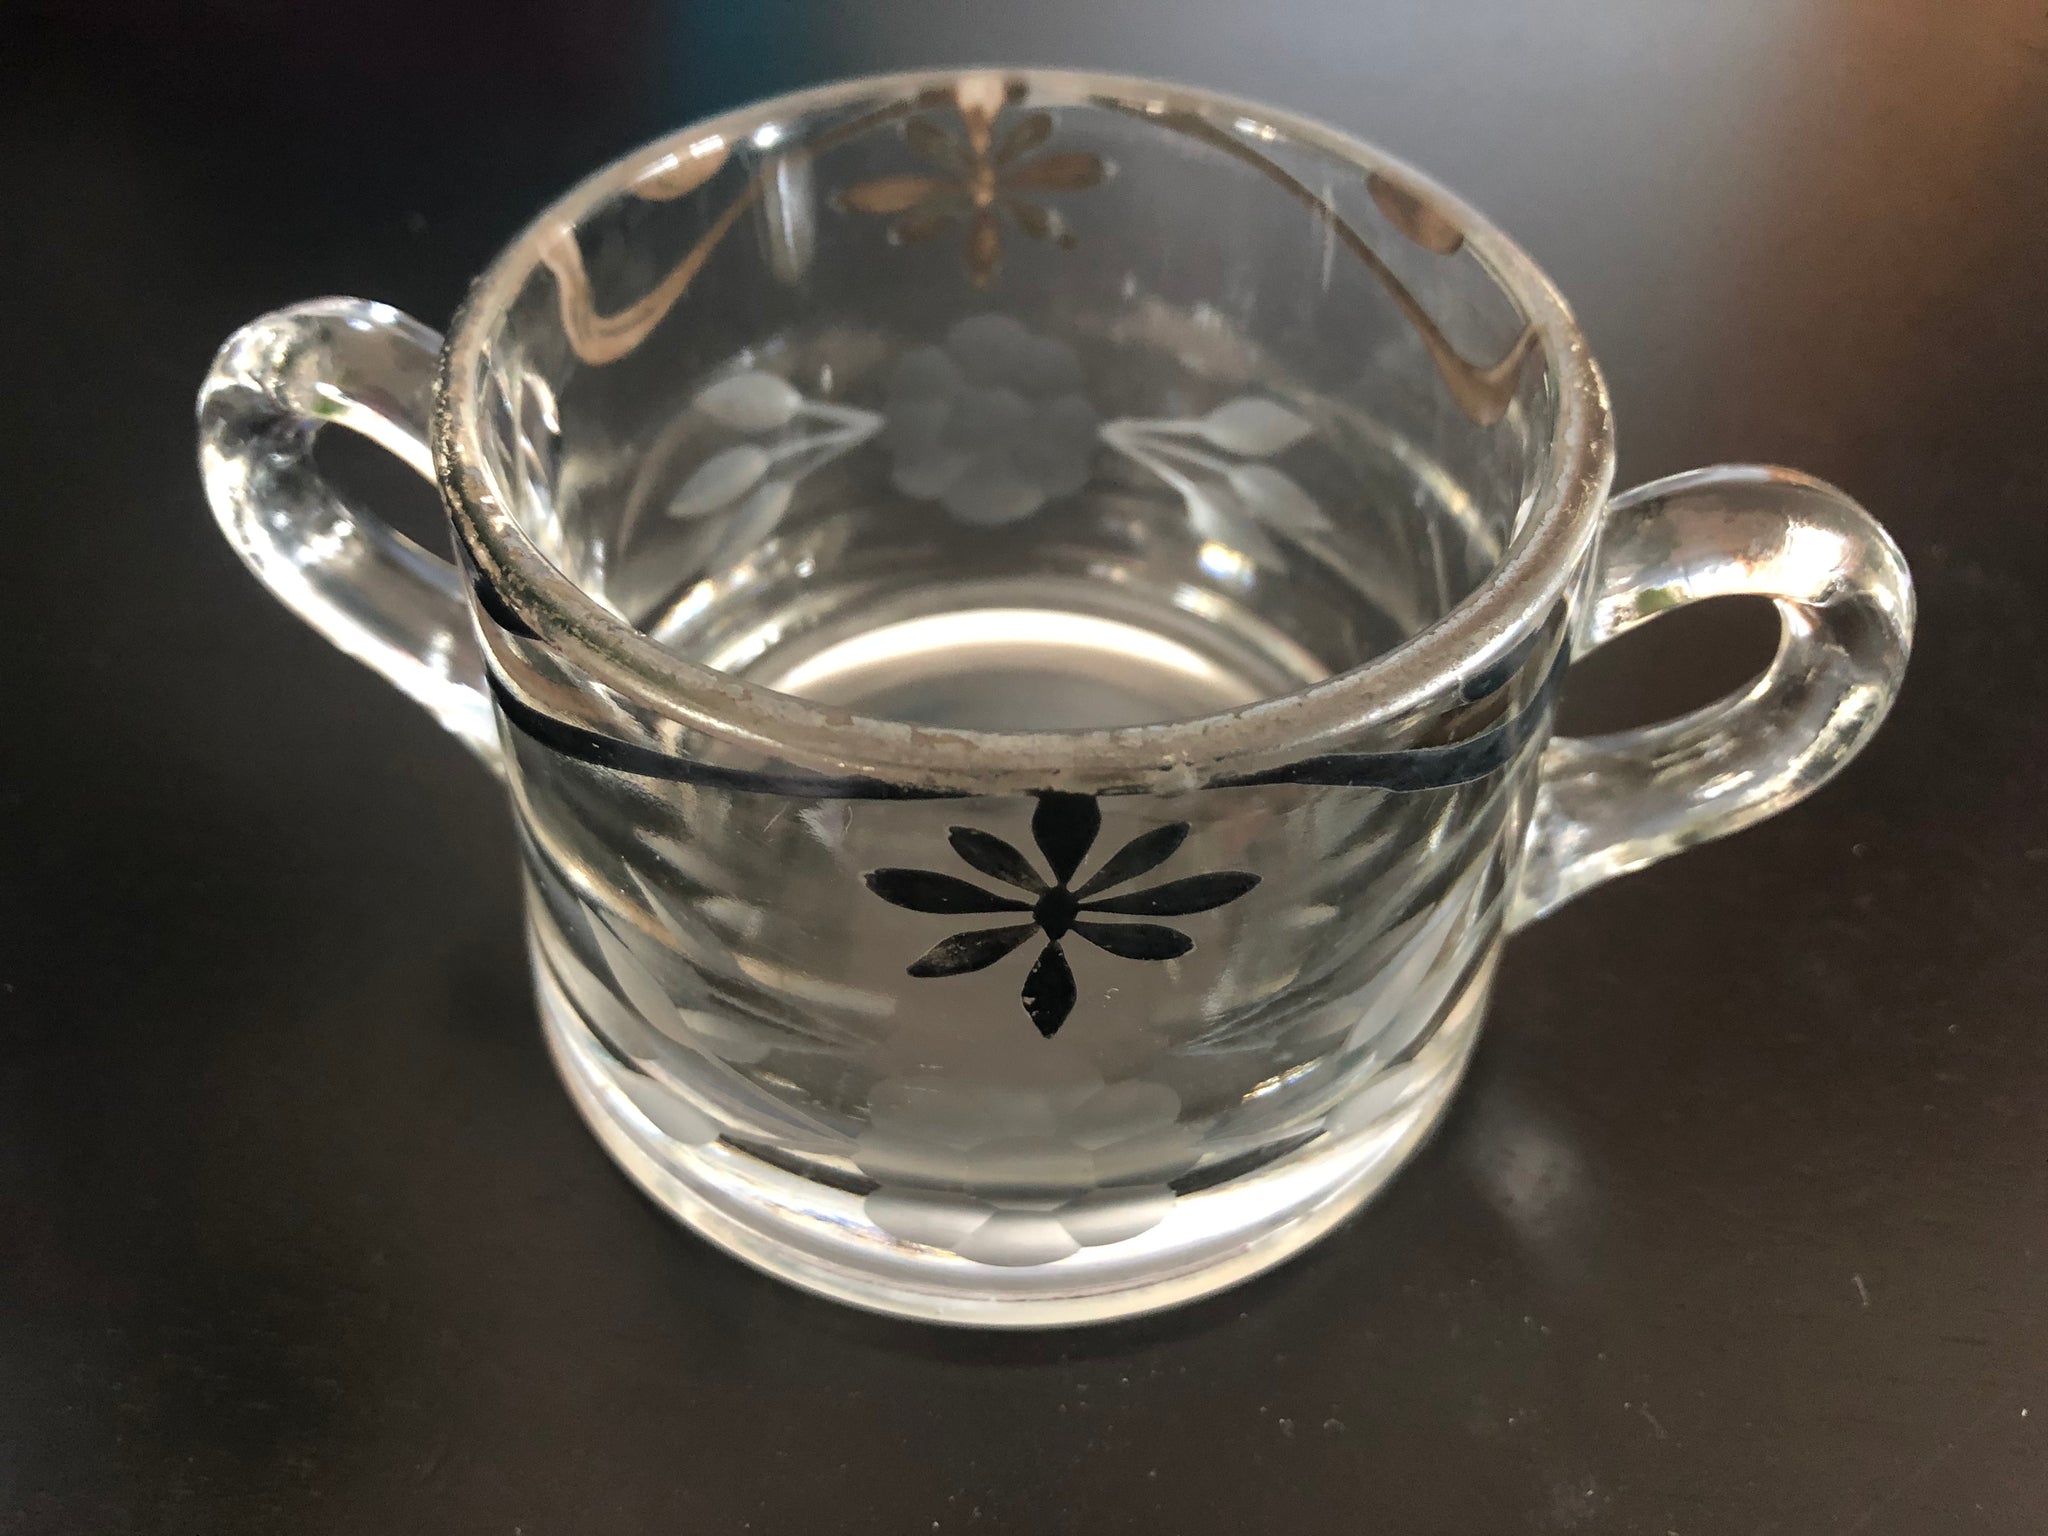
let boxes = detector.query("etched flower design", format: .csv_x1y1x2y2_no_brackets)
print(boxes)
882,314,1099,526
1101,395,1327,569
835,75,1107,288
864,792,1260,1037
531,903,851,1157
857,1063,1199,1266
662,369,881,569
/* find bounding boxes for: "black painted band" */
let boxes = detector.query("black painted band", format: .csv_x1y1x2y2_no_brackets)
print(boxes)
484,645,1564,801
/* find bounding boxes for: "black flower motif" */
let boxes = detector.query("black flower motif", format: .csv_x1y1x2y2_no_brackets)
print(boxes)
865,793,1260,1038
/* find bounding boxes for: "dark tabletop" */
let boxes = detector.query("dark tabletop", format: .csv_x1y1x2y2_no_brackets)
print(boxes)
6,2,2046,1531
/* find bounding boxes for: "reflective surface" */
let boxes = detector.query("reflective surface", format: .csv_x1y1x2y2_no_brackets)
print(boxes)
7,0,2043,1527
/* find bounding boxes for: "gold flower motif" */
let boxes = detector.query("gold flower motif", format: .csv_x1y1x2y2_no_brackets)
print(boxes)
835,77,1107,288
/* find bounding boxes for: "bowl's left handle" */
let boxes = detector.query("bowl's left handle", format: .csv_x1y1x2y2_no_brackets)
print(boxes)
197,297,504,775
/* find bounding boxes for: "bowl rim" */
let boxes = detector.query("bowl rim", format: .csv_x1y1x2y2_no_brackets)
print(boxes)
435,65,1614,794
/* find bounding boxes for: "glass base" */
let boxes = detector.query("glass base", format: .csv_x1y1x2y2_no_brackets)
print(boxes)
533,939,1489,1328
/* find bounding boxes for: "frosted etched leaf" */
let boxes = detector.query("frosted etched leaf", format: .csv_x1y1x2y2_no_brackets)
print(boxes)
736,476,795,526
1227,463,1328,534
866,1190,995,1250
694,370,803,431
1058,1187,1176,1246
701,478,795,571
592,922,684,1033
1187,481,1286,568
1182,479,1238,544
669,444,769,518
1197,397,1314,456
952,1210,1082,1267
616,1071,719,1146
676,1006,774,1065
943,463,1041,526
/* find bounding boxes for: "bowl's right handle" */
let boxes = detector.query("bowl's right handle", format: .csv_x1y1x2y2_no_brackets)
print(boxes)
1510,464,1914,929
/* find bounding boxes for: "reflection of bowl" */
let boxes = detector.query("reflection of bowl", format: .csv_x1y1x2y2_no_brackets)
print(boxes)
856,1066,1197,1266
882,313,1099,527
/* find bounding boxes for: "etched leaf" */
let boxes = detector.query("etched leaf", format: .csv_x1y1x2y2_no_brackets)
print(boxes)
694,371,803,432
669,444,769,518
1059,1186,1177,1246
592,922,681,1030
1226,462,1328,534
624,868,724,973
739,476,796,524
1186,480,1287,569
699,478,795,572
1197,397,1313,456
616,1071,719,1145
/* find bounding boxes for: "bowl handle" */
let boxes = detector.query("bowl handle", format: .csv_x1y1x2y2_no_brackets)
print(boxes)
1510,464,1913,928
